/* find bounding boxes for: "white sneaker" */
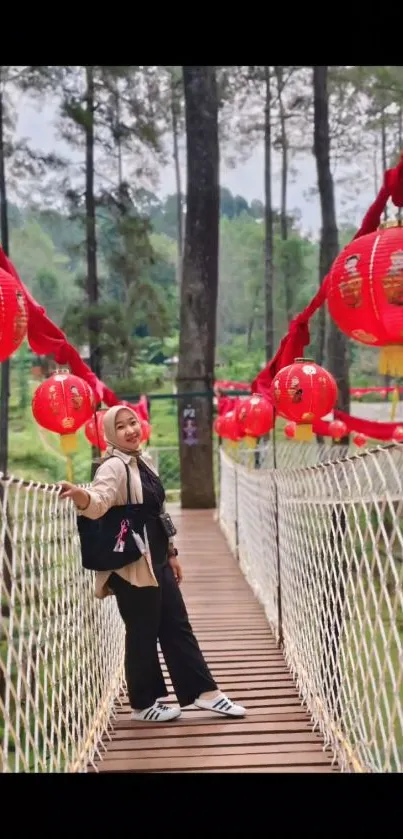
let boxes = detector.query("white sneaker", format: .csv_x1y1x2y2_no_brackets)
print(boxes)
194,692,246,717
131,701,182,722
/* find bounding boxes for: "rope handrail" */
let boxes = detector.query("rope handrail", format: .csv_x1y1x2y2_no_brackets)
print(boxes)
218,440,403,773
0,475,124,773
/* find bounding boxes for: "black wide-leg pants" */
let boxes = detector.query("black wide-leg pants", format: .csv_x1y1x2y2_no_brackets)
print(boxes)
108,563,218,709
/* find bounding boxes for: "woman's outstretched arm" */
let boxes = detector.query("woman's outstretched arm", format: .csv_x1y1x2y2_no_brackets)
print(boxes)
59,458,122,520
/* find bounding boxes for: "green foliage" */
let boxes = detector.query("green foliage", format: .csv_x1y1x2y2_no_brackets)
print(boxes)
216,336,264,382
5,163,396,486
217,210,320,359
10,220,79,324
108,363,166,396
71,187,175,377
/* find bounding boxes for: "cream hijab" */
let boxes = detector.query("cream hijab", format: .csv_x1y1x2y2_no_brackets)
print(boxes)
100,405,159,505
103,404,143,457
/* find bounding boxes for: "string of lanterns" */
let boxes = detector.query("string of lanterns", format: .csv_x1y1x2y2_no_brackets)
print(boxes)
3,210,403,459
215,363,403,448
214,218,403,448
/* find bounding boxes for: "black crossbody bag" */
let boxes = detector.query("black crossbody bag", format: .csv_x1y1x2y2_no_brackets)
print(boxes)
77,456,148,572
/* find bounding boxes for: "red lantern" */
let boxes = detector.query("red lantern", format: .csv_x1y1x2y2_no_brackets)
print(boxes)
270,358,338,441
392,425,403,442
214,416,224,436
32,368,95,456
353,433,367,448
284,422,296,439
140,419,151,443
220,410,243,442
0,268,28,361
327,220,403,376
236,394,273,438
328,419,348,442
85,410,107,451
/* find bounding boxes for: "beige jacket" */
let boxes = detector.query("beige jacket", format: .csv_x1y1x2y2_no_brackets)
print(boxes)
79,448,173,599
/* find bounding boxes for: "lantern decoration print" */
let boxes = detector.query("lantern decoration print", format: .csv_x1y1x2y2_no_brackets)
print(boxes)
32,369,95,479
84,410,107,451
0,268,29,362
327,219,403,376
269,358,338,442
236,394,274,438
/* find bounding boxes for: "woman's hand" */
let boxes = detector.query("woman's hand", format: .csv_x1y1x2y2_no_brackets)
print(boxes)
58,482,90,510
168,555,183,585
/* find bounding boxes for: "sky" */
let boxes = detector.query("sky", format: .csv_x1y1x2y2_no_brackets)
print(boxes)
14,92,377,240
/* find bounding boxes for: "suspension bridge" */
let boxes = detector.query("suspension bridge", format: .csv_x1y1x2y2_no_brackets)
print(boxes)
1,440,402,773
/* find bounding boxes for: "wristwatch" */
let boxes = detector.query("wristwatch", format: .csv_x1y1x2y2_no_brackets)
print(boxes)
168,546,178,557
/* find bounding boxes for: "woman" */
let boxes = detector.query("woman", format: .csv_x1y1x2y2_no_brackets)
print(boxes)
59,405,246,723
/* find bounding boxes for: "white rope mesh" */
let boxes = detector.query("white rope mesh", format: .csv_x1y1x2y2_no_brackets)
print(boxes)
2,435,402,773
218,440,403,773
0,474,125,773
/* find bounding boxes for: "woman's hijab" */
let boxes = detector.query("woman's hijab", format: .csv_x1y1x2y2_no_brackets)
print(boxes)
103,405,142,456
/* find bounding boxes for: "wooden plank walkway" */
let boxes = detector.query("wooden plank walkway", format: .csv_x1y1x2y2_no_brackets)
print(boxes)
91,508,338,773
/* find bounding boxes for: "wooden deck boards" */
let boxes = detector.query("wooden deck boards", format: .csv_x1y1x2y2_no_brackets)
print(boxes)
91,508,338,774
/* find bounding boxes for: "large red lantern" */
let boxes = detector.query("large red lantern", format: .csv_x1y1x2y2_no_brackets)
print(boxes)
85,410,107,451
327,220,403,376
270,358,338,441
32,369,95,459
0,268,28,361
236,394,273,438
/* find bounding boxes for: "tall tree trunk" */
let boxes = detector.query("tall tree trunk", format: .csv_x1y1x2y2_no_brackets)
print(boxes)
115,85,123,187
0,68,12,714
0,69,10,477
313,66,350,423
178,66,219,508
246,286,261,351
84,66,101,380
264,66,274,361
274,65,292,325
171,73,183,286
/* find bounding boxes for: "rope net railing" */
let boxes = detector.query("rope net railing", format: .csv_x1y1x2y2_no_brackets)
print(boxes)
0,474,125,773
218,441,403,773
